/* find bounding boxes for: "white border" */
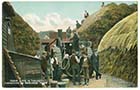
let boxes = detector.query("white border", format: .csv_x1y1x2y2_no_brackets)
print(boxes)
0,0,139,90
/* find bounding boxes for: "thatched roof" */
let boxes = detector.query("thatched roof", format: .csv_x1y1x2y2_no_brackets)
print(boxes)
98,12,137,52
77,4,110,33
3,2,15,17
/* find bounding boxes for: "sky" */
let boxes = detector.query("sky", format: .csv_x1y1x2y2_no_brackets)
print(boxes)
10,1,136,32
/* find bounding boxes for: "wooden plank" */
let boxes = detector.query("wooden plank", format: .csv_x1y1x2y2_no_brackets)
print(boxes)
2,21,8,49
2,22,8,29
2,34,8,41
2,41,8,48
2,30,8,36
9,51,41,61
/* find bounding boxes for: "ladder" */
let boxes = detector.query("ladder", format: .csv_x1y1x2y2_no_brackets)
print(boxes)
3,48,24,87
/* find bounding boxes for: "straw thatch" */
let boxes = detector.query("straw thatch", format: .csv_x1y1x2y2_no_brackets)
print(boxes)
98,12,137,52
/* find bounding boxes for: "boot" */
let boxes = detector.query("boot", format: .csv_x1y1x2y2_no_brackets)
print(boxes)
98,74,102,79
86,79,89,86
96,75,98,80
83,79,86,85
78,82,81,85
73,82,76,85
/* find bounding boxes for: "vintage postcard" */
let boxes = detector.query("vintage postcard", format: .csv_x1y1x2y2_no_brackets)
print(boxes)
2,1,138,88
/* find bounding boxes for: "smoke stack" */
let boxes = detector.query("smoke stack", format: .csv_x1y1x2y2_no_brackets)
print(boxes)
58,29,62,40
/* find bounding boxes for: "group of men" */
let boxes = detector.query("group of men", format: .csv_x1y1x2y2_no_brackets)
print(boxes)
65,30,101,86
40,38,101,86
40,43,62,84
63,44,102,86
39,10,101,86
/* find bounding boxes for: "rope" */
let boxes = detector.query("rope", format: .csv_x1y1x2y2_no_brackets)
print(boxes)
61,58,70,70
61,56,83,77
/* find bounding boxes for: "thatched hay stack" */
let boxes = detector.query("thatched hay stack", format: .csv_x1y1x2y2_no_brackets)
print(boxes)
78,3,137,48
98,12,137,85
98,12,137,52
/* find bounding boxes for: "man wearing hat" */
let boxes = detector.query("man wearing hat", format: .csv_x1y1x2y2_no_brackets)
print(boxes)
90,50,102,80
51,51,60,81
80,50,90,85
70,31,80,52
40,51,50,82
70,50,81,85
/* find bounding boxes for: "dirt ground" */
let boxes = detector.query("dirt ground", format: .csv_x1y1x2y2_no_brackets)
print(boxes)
66,74,136,88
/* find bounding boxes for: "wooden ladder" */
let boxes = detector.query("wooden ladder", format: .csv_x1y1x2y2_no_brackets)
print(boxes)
3,48,24,87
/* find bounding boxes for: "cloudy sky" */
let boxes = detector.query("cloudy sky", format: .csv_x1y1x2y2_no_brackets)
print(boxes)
11,1,136,32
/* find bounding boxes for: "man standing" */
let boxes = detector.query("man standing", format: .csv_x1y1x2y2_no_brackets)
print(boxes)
86,42,94,78
81,50,90,86
70,50,81,85
66,26,72,39
51,52,60,81
52,44,62,81
91,50,101,80
70,31,80,52
84,10,89,19
101,2,105,7
40,51,51,83
76,20,81,29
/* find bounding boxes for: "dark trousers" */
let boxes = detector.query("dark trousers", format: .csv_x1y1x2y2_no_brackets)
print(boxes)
71,64,80,85
53,65,62,81
90,65,101,79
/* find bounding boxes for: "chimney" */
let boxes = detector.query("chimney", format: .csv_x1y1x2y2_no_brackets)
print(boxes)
57,29,62,40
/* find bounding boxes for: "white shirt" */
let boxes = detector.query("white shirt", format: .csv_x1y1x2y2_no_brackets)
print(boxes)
84,57,88,62
63,54,69,60
51,57,59,65
87,47,93,58
53,46,62,64
75,56,80,63
82,55,88,62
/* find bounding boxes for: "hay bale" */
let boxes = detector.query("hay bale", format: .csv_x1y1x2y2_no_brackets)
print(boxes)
98,12,137,52
98,12,137,86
